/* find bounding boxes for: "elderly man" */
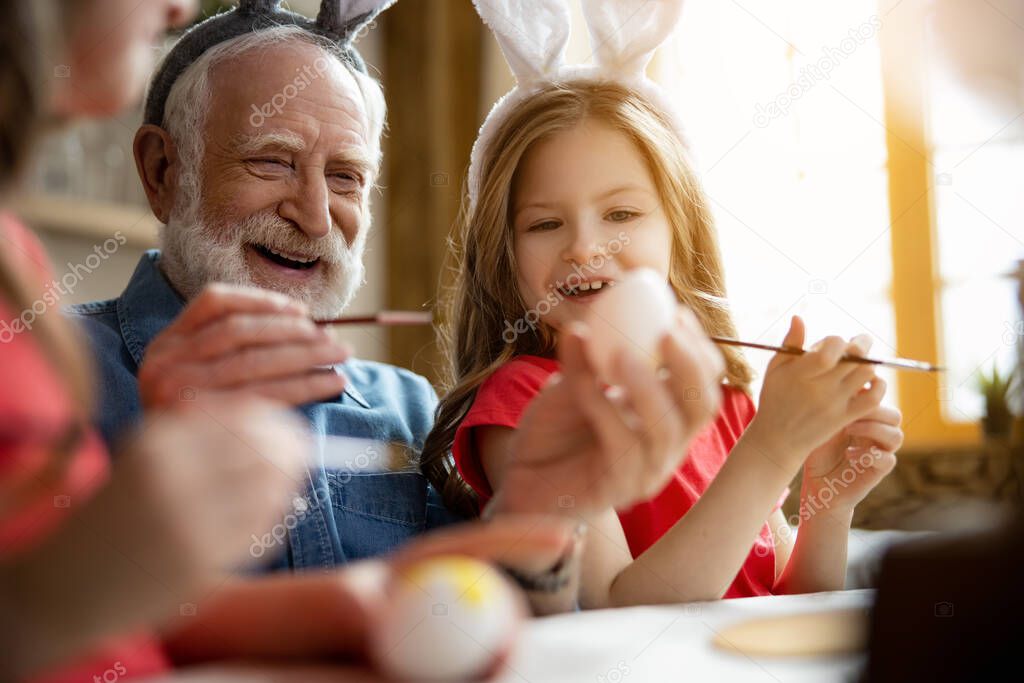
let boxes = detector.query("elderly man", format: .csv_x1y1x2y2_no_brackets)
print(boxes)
70,0,722,589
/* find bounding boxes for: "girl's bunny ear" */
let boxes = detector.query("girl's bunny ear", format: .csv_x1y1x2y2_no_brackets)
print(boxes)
473,0,571,84
317,0,398,43
581,0,685,78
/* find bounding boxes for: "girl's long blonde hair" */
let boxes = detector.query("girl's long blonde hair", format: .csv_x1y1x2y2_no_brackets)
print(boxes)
422,80,753,517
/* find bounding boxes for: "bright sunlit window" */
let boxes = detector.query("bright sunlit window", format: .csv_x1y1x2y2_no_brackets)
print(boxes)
925,27,1021,423
655,0,898,407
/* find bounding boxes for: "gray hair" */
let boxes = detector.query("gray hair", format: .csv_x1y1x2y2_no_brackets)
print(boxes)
158,24,386,201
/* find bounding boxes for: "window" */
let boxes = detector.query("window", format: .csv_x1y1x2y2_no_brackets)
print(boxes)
655,0,1012,445
656,0,897,411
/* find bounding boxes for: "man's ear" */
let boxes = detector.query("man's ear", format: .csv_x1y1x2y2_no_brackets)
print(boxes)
134,124,180,224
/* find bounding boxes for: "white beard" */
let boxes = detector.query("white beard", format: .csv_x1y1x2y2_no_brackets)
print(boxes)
159,169,367,319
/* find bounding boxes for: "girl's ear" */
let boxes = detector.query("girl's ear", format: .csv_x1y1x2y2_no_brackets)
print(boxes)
316,0,398,43
580,0,685,78
472,0,571,85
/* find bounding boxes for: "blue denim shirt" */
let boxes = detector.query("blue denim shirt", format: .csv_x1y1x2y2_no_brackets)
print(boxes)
68,250,461,571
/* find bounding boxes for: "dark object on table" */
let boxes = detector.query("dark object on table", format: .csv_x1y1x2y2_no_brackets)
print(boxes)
863,503,1023,681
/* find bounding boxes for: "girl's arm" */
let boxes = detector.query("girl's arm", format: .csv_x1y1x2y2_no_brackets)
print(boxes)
772,505,853,594
774,406,902,594
601,425,799,604
480,423,797,607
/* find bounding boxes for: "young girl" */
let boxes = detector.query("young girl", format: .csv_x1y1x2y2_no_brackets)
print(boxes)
422,1,903,609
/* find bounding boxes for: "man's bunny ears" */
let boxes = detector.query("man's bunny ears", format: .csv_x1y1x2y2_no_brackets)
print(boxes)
144,0,396,126
468,0,688,210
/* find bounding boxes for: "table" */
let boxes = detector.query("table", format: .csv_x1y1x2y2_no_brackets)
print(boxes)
153,590,874,682
496,589,875,683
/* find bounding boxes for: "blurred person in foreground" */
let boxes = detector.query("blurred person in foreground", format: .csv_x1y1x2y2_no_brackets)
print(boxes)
0,2,571,680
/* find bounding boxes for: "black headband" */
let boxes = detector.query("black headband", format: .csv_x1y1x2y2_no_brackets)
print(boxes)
143,0,395,126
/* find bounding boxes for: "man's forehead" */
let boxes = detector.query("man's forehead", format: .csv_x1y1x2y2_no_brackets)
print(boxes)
208,41,369,139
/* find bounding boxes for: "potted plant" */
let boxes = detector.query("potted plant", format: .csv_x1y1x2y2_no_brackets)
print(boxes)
978,364,1014,439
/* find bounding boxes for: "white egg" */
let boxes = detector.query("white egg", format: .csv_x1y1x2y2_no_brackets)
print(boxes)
582,268,677,384
371,555,526,681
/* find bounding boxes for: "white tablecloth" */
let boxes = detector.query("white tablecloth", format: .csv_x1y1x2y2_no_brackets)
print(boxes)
497,589,875,683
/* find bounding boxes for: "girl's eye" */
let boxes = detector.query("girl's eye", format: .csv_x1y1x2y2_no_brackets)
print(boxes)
606,209,640,222
527,220,561,232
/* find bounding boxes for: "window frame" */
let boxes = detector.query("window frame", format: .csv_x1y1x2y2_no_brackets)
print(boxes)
878,0,980,447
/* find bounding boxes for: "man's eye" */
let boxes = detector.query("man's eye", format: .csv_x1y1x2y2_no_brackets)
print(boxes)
250,158,289,169
329,172,362,193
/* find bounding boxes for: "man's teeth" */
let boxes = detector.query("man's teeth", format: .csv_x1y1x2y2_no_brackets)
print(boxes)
265,246,316,263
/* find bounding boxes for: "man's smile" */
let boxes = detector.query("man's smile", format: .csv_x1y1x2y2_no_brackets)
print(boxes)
245,243,324,280
250,243,321,270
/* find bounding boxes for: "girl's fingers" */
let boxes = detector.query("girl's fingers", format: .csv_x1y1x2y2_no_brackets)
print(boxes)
768,315,805,372
833,335,874,384
848,447,897,476
846,420,904,452
803,335,850,378
848,376,887,417
852,405,902,427
840,363,878,393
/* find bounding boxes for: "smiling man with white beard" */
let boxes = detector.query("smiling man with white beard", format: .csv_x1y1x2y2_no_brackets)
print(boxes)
67,0,726,600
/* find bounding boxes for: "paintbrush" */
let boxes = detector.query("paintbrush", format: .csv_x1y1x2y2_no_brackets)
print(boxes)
314,311,941,372
709,336,942,373
315,310,434,326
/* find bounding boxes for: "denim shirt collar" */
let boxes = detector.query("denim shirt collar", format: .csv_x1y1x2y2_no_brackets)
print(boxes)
117,250,370,408
116,251,186,366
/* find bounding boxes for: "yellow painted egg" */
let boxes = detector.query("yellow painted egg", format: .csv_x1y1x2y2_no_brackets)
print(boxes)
371,555,526,681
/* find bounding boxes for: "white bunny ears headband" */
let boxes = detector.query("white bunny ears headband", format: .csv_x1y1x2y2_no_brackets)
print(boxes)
467,0,688,211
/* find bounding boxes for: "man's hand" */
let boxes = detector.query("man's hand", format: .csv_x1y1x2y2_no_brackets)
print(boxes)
139,283,350,409
496,307,725,517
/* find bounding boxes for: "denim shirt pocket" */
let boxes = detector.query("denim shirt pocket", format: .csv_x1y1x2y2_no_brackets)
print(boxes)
327,471,428,560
